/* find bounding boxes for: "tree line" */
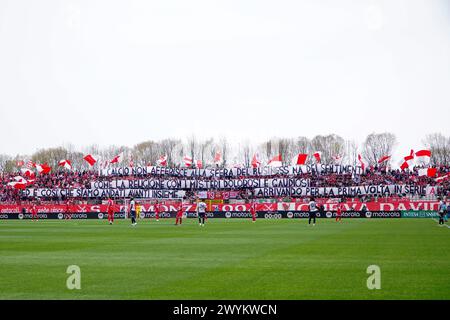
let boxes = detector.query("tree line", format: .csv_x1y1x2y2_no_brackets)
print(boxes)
1,133,449,172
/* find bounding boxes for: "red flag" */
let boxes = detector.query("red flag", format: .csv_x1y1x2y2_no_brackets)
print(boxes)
377,155,391,164
313,151,321,163
110,152,124,164
415,150,431,158
16,160,24,167
26,160,35,169
196,159,203,169
294,154,308,165
83,154,97,166
251,154,261,168
268,154,282,167
358,154,367,171
214,151,222,164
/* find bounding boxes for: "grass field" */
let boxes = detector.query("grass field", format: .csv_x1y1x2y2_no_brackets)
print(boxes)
0,218,449,300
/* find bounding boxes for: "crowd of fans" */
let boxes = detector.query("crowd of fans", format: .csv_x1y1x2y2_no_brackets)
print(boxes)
1,165,449,204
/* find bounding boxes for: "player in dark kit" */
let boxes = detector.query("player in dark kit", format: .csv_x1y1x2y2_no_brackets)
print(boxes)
197,200,207,227
308,197,318,226
438,199,447,226
130,197,137,226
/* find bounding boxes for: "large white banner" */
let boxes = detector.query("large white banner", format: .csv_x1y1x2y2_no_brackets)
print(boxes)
22,188,186,199
254,184,425,197
100,164,365,177
91,177,311,190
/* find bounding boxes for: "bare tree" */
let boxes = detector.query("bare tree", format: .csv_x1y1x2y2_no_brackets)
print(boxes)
423,133,450,166
311,134,345,164
31,147,69,169
345,140,359,166
160,139,181,166
219,137,229,168
133,140,159,166
362,132,397,166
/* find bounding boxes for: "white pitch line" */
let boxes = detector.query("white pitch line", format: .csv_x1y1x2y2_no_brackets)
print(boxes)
432,218,450,228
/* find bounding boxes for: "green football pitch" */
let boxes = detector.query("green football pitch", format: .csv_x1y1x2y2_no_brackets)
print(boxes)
0,218,449,300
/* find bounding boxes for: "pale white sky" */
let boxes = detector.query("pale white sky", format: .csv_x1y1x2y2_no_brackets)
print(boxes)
0,0,449,161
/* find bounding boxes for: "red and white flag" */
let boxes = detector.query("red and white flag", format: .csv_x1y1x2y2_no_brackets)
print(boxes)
313,151,322,163
183,155,193,167
26,160,35,169
58,159,72,170
196,159,203,169
20,168,35,179
268,154,282,167
110,152,124,164
293,154,308,165
157,155,167,167
358,154,368,171
214,151,222,164
83,154,97,167
399,149,415,170
251,154,261,168
418,168,437,177
435,173,450,183
415,150,431,163
377,155,391,164
35,163,51,174
8,176,28,190
16,160,24,167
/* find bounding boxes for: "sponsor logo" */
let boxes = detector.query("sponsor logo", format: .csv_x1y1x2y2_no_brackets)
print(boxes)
58,213,64,219
98,213,104,219
18,213,24,220
287,212,294,219
0,214,9,219
326,211,333,218
225,212,232,218
365,211,372,218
